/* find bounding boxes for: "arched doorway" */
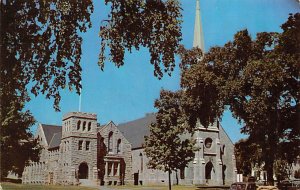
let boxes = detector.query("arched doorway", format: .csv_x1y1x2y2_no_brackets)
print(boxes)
79,162,89,179
205,161,213,180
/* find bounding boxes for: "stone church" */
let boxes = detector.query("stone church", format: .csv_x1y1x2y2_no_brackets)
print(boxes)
22,0,237,186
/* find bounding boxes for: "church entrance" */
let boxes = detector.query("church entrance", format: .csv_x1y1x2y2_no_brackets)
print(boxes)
134,173,139,185
79,162,89,179
205,162,213,180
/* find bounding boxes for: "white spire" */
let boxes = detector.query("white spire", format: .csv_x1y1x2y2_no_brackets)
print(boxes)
193,0,205,51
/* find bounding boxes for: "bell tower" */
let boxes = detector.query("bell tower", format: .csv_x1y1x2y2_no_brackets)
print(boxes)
60,112,98,184
190,0,223,185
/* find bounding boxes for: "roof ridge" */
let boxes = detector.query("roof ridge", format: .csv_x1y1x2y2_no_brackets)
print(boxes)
41,123,61,127
118,113,156,126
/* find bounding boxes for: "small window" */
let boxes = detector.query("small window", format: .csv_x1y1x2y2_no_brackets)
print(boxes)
117,139,121,154
140,153,143,173
88,122,91,131
78,140,83,150
77,120,81,130
108,132,113,153
114,163,118,176
205,138,213,149
86,141,90,151
108,162,112,176
83,121,86,131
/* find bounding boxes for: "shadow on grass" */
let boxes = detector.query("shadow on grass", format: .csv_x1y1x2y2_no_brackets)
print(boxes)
196,185,231,190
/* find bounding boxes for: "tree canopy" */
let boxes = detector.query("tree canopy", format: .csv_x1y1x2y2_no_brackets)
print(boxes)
179,13,300,184
144,90,196,190
99,0,182,79
1,0,93,179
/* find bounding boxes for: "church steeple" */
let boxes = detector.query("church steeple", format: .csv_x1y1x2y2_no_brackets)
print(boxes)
193,0,205,51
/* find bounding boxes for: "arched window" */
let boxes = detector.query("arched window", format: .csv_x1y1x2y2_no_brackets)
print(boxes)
108,132,113,153
88,122,91,131
77,120,81,130
117,139,121,154
83,121,86,131
205,162,213,179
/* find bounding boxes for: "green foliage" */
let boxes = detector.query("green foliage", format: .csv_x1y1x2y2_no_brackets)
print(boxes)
234,139,262,176
0,91,41,179
179,46,225,128
179,13,300,184
1,0,93,111
1,0,92,179
144,90,196,190
99,0,182,79
274,159,291,182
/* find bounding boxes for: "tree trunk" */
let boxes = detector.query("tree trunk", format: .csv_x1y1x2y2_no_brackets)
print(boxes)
168,169,172,190
175,170,179,185
266,161,274,185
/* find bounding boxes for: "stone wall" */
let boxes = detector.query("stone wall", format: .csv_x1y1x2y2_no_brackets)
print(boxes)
62,112,98,184
97,122,133,185
131,148,177,186
219,126,237,185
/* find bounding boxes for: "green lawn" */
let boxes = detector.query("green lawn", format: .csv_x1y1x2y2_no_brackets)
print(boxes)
0,183,97,190
1,183,227,190
112,185,200,190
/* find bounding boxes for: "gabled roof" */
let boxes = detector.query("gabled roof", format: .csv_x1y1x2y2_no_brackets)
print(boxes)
118,113,156,149
48,132,62,149
41,124,62,145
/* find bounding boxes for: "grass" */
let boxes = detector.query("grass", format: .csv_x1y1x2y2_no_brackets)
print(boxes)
0,183,97,190
113,185,200,190
1,183,229,190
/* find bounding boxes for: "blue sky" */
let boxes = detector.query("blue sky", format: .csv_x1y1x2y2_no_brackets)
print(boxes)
26,0,300,143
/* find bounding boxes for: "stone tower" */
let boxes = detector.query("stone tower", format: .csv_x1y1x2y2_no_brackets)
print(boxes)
61,112,98,184
190,0,224,185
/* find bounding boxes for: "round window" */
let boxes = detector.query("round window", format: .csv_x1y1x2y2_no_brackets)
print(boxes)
205,138,213,149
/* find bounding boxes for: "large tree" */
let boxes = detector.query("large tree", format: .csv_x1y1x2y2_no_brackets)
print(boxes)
234,139,262,177
179,13,300,185
144,90,196,190
1,0,93,179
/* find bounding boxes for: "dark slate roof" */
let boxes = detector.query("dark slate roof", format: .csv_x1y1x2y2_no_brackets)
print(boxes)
41,124,62,145
118,113,156,149
48,132,62,149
